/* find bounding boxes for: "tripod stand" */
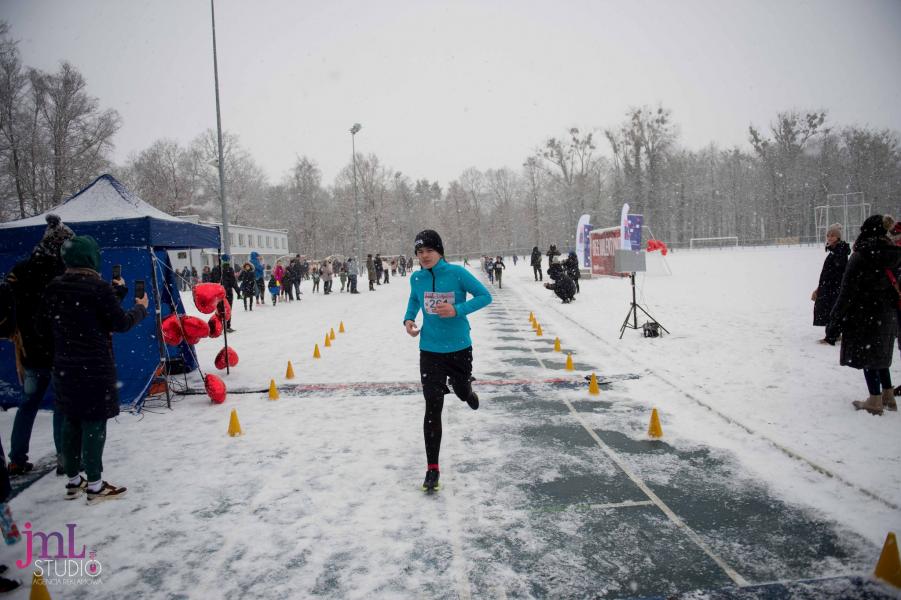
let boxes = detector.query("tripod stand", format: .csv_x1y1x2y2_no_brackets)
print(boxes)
619,272,669,339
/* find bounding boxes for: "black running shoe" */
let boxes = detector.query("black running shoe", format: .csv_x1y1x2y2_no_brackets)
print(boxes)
421,469,441,492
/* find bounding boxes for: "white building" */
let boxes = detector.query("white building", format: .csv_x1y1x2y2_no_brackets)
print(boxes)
168,215,291,275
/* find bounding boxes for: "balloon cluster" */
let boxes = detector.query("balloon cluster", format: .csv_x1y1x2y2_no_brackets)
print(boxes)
161,282,238,404
646,239,669,255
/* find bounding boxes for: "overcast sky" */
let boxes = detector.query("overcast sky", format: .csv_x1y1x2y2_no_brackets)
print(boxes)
4,0,901,187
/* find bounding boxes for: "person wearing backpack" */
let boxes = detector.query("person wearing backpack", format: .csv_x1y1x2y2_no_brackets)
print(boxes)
4,215,74,477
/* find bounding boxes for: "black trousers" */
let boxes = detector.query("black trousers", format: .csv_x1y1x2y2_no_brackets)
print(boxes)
533,266,542,281
864,368,892,395
420,347,473,466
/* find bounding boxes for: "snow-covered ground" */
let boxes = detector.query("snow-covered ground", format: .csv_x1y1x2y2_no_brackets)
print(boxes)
2,245,900,599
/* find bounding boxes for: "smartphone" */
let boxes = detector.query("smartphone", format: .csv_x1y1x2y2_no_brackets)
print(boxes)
134,280,146,300
111,264,122,280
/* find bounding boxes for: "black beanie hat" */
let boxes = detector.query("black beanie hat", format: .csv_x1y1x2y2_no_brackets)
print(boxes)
414,230,444,256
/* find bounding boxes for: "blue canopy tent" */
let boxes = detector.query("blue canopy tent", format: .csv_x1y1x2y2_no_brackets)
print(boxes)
0,174,221,410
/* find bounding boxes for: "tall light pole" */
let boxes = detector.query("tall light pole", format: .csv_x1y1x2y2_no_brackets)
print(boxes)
211,0,230,255
350,123,362,267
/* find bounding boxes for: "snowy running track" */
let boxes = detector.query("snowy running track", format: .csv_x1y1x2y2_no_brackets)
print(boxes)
3,251,900,599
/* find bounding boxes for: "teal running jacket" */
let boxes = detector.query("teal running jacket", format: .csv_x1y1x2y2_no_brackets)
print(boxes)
403,258,492,353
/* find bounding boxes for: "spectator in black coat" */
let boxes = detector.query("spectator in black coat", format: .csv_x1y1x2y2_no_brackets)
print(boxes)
564,251,581,293
813,223,851,341
289,257,303,298
546,244,560,262
210,255,239,332
374,253,384,285
826,215,901,415
39,235,148,503
4,214,73,477
239,263,257,311
545,257,576,303
530,247,542,281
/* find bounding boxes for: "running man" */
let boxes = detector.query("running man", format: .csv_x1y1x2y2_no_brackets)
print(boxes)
403,230,492,492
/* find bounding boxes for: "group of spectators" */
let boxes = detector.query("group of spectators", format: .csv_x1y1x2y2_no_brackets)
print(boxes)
1,215,147,509
812,215,901,415
530,244,581,303
194,253,415,318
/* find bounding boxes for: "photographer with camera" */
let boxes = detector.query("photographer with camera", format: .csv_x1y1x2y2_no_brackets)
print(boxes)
39,235,148,504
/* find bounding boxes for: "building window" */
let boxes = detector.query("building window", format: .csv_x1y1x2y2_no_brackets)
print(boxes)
258,235,263,246
238,233,245,247
177,251,187,259
266,236,271,248
231,233,236,246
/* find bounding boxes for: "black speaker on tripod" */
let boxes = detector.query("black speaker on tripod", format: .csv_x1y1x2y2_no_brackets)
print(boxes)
614,250,669,339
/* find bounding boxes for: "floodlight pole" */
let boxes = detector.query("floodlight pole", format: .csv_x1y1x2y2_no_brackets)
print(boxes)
350,123,362,268
211,0,230,255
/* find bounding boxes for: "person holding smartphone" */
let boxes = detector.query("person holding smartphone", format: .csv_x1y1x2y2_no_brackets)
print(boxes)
403,230,492,492
39,235,148,504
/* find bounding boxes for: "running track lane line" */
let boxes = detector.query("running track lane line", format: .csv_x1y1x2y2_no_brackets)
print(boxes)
488,281,751,588
438,422,473,600
510,278,899,513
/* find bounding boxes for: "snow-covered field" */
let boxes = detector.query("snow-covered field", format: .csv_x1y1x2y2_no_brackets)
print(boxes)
2,245,900,599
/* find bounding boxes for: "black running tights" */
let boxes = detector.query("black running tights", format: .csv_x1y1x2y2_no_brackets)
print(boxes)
420,347,473,466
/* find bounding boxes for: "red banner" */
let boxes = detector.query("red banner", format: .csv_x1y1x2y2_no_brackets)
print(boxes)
590,227,625,277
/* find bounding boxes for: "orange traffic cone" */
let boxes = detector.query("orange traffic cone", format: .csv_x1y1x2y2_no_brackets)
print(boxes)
536,323,543,336
554,337,561,352
285,361,295,379
30,572,52,600
588,373,600,395
324,333,331,348
565,353,574,371
648,409,663,438
268,379,279,400
339,321,346,333
313,344,321,359
330,328,336,341
227,409,243,436
874,531,901,587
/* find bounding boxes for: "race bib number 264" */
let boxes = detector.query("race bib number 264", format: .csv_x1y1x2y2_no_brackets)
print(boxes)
424,291,455,314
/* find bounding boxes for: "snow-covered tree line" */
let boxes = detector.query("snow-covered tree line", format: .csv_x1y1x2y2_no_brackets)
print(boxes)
113,112,901,256
0,23,120,221
2,23,900,254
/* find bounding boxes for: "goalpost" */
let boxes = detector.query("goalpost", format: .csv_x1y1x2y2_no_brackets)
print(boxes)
689,236,739,250
815,192,869,243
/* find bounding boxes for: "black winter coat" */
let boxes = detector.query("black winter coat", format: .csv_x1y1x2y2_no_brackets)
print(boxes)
210,265,239,296
546,270,576,301
5,253,66,369
530,249,542,267
813,241,850,326
238,269,257,295
564,255,581,280
39,270,147,420
827,238,901,369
